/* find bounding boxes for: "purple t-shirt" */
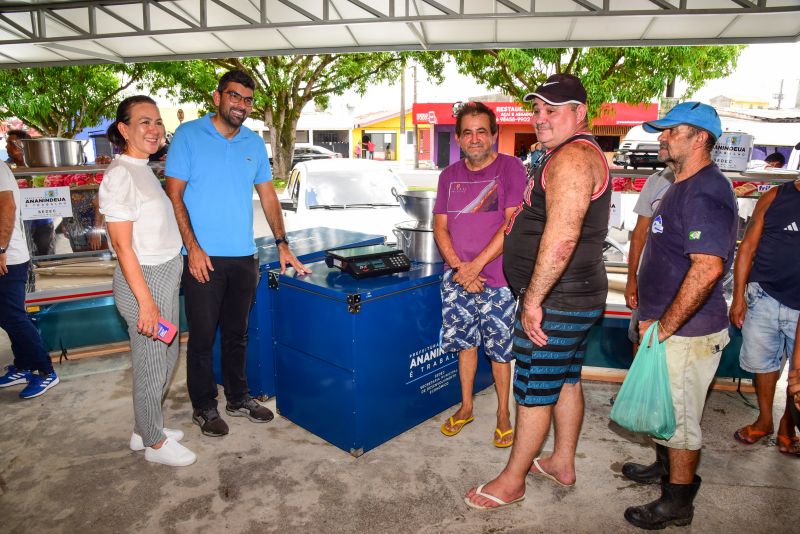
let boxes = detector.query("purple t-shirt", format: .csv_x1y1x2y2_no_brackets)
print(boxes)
638,163,738,337
433,154,526,288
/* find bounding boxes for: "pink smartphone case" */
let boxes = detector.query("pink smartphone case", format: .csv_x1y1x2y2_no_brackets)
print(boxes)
157,318,178,344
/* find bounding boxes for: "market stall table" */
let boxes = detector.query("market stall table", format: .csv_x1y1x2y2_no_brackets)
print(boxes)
588,281,750,380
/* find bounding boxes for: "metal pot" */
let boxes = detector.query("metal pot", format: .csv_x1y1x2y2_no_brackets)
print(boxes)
391,188,436,229
392,221,442,263
15,138,88,167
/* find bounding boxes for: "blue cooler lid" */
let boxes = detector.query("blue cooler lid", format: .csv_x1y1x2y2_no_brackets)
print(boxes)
274,260,444,302
255,227,384,270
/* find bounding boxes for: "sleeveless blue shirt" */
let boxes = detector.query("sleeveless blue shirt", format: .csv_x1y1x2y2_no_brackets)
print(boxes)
748,181,800,310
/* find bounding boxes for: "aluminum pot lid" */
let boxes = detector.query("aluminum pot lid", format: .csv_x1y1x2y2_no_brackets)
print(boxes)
397,189,437,199
21,137,81,142
394,220,434,231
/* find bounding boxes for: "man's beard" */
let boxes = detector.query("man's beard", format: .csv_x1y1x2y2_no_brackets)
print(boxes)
219,106,247,128
465,145,492,166
659,148,684,175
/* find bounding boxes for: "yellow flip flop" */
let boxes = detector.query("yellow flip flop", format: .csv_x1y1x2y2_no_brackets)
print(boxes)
440,415,475,436
493,428,514,448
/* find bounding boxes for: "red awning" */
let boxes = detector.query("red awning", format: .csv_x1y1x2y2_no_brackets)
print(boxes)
413,102,658,127
592,103,658,126
413,102,532,126
413,103,456,125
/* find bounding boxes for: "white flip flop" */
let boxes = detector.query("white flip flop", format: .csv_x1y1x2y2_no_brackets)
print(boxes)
464,483,526,510
529,457,575,488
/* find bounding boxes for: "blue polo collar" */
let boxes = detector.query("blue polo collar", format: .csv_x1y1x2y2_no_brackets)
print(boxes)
201,113,251,143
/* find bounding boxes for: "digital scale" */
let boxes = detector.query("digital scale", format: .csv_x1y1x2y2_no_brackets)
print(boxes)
325,245,411,279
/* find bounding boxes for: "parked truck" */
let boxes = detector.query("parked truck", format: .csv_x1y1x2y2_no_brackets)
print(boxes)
612,125,665,169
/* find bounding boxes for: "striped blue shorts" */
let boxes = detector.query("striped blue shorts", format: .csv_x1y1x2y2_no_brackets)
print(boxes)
513,306,603,407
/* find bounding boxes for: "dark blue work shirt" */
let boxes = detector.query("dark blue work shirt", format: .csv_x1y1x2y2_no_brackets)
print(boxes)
638,163,738,337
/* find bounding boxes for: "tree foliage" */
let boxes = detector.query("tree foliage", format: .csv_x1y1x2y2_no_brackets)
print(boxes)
144,53,443,179
446,46,744,118
0,64,148,138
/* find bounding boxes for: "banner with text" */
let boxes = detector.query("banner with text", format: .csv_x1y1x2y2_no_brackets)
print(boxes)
20,186,72,220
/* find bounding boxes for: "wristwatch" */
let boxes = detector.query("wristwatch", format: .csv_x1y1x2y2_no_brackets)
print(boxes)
274,236,289,247
0,246,6,254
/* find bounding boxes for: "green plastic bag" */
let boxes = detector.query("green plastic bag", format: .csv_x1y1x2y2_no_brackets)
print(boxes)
610,322,676,440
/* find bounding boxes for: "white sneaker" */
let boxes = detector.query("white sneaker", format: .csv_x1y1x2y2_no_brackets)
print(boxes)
144,438,197,467
129,428,185,451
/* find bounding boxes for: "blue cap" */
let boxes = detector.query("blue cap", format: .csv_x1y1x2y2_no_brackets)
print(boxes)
643,102,722,141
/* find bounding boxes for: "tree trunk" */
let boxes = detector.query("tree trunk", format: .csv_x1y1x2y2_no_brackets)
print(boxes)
268,115,299,181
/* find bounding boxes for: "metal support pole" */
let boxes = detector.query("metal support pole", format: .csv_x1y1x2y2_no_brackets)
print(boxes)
413,65,419,170
400,66,405,163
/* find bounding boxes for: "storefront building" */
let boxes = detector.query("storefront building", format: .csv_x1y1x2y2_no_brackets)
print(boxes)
591,103,659,153
412,101,658,169
353,110,414,161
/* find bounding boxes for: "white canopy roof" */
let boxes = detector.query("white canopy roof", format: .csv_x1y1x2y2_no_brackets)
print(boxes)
0,0,799,68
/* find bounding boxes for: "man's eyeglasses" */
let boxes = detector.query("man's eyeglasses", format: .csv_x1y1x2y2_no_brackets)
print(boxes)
224,90,254,106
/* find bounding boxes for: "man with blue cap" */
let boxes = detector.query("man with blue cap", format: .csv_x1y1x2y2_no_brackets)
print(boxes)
621,102,738,529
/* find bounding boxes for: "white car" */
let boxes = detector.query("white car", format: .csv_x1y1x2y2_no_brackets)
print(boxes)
279,159,412,242
266,143,343,168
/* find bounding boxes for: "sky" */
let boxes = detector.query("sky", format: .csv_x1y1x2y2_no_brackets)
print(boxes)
688,43,800,107
344,42,800,115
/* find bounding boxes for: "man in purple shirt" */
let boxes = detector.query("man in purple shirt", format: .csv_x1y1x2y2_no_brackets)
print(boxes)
433,102,526,449
622,102,737,530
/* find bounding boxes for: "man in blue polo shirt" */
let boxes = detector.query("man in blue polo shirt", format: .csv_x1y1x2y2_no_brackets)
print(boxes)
620,102,737,529
166,70,308,438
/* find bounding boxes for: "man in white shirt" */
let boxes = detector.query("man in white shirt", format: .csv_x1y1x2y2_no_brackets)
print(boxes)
0,163,59,399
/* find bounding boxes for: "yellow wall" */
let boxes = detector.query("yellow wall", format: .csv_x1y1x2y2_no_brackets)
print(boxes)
730,99,769,108
363,111,413,131
160,106,201,134
353,112,413,160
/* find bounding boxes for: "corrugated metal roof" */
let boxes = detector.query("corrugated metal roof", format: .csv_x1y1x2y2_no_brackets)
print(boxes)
0,0,799,68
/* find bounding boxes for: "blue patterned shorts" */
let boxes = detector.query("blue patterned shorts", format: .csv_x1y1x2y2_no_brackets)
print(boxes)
440,270,515,363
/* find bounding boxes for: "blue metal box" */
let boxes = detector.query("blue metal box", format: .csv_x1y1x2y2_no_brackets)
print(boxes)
211,227,385,398
271,260,494,456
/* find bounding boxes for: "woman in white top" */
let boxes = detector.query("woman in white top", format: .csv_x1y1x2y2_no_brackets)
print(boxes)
99,95,196,467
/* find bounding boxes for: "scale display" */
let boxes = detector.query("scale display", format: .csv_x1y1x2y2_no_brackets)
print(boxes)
325,245,411,279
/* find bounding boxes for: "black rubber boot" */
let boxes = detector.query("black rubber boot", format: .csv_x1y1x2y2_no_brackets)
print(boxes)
624,475,701,530
622,444,670,484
